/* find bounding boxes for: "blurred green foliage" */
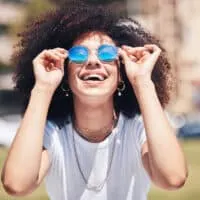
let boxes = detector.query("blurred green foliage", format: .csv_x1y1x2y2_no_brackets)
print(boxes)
0,24,9,35
0,0,56,72
24,0,55,23
9,0,55,38
0,61,12,73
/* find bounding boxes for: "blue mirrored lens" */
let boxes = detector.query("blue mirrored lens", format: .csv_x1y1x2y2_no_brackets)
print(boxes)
68,46,88,63
98,45,118,62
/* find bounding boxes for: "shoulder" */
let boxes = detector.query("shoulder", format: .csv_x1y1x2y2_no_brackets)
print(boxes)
121,113,146,147
43,120,61,150
45,120,60,136
122,113,144,131
44,118,71,144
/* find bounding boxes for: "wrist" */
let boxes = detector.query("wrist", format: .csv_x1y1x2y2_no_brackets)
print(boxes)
132,78,157,106
131,75,153,88
32,83,55,97
131,76,156,97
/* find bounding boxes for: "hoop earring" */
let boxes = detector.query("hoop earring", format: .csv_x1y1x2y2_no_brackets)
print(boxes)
117,81,125,96
61,83,70,97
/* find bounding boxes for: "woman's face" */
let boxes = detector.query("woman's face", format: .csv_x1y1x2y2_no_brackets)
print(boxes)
67,32,120,100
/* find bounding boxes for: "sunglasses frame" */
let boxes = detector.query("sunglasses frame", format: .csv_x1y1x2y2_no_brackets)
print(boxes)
68,44,119,64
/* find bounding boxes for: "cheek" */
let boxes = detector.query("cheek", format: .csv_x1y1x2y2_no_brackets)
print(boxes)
108,64,120,79
67,64,77,86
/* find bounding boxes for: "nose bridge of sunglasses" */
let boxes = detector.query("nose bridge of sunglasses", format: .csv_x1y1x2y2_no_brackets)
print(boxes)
87,49,100,61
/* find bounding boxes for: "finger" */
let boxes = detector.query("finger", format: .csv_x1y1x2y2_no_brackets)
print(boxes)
126,49,141,60
45,62,54,72
54,47,67,53
142,50,150,57
140,51,151,61
144,44,161,54
43,59,57,70
118,48,132,65
46,57,62,70
52,48,68,58
33,49,65,71
137,56,148,64
43,59,62,68
50,50,67,71
49,50,67,60
144,44,161,64
49,63,62,71
129,55,137,62
43,51,65,69
42,50,61,61
43,60,50,67
44,54,64,69
122,45,146,53
135,50,144,60
122,46,147,60
52,51,67,60
122,49,138,61
44,60,64,72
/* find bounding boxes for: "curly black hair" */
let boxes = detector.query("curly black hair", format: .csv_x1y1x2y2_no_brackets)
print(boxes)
12,1,174,126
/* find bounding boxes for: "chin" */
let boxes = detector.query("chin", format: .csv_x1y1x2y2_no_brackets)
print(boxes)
73,88,115,101
82,89,112,97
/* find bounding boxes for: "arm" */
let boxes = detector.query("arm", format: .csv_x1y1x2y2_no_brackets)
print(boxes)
119,45,188,190
1,48,67,196
1,86,53,196
133,77,188,190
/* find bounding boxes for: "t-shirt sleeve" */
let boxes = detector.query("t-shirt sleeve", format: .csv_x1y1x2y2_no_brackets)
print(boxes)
135,111,175,149
139,129,147,148
43,121,56,150
136,115,147,148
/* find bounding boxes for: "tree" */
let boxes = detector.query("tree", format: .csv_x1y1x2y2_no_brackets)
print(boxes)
24,0,55,23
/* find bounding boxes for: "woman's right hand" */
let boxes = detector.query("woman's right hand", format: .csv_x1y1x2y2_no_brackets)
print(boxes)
32,48,68,92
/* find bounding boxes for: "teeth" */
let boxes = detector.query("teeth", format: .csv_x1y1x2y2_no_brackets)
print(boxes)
83,74,105,81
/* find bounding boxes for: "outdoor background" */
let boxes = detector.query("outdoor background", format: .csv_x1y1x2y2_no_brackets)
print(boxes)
0,0,200,199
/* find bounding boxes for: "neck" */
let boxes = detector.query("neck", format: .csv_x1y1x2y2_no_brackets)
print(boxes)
73,96,117,142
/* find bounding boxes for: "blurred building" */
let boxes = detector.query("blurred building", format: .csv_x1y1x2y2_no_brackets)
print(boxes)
0,2,25,64
128,0,200,115
0,1,25,89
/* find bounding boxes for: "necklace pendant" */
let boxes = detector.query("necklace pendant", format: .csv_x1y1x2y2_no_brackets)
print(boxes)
86,183,104,192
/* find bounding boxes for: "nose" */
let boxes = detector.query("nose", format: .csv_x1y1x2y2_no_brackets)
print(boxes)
86,51,101,68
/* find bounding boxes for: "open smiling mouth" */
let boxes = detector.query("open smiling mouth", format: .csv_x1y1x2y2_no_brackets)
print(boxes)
79,74,108,82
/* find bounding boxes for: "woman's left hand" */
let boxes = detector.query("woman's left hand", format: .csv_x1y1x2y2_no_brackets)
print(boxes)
119,44,161,86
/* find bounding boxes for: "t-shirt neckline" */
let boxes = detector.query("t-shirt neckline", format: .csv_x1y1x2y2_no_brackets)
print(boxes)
70,112,124,149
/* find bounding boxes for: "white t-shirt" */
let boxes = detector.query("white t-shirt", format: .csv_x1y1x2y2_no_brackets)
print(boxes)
43,112,151,200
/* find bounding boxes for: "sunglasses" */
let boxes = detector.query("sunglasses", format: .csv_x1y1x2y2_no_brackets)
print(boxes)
68,44,118,63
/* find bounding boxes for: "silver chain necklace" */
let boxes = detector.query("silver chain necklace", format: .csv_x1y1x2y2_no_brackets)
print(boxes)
73,112,116,143
72,122,118,192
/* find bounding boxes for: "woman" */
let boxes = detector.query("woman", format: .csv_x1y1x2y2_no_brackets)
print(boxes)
1,2,187,200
